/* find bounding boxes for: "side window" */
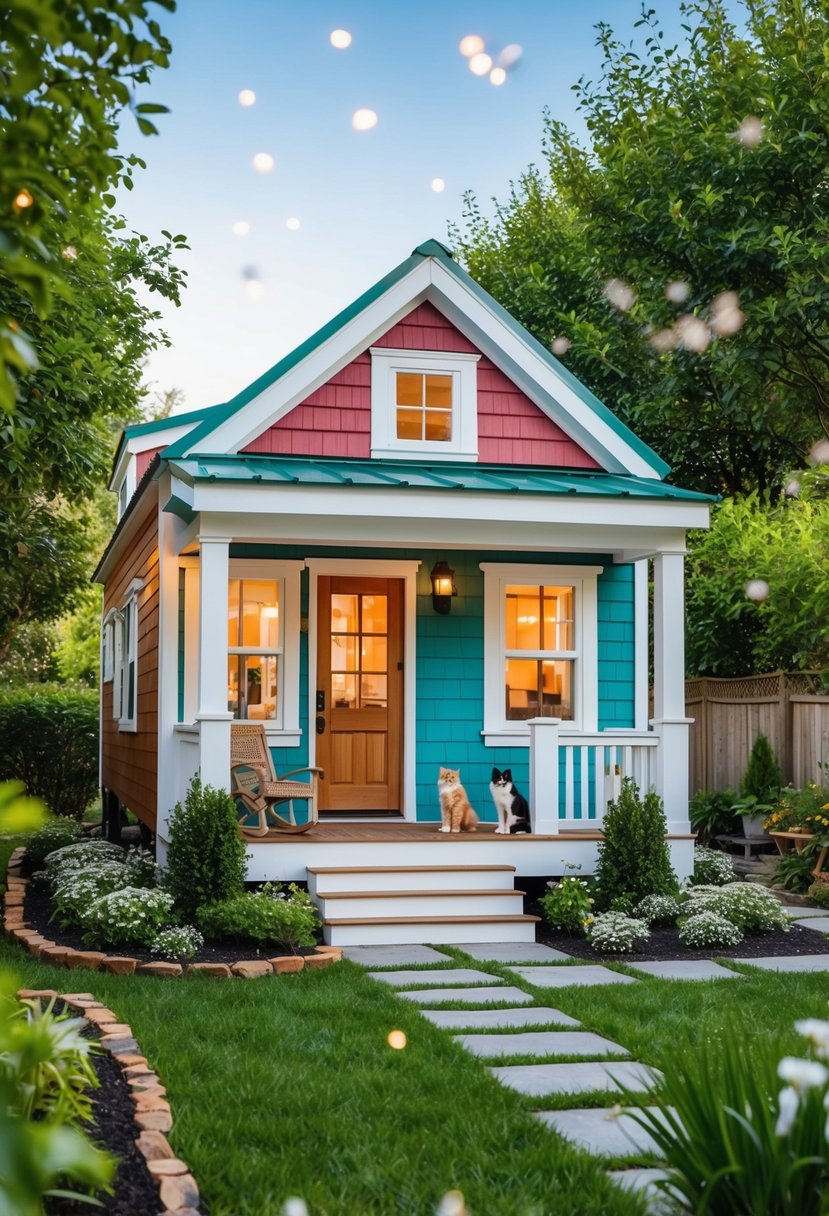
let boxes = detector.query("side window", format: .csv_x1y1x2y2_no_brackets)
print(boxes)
116,583,142,731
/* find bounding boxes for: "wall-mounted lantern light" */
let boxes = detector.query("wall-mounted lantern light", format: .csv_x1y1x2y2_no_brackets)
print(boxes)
430,560,457,615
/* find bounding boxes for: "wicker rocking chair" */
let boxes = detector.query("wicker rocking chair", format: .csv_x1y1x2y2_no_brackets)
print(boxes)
230,723,323,837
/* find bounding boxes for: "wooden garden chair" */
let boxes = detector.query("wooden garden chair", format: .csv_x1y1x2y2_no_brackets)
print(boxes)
230,723,323,837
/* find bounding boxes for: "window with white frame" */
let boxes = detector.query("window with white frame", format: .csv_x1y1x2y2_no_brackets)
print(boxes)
116,583,141,731
101,610,117,683
370,347,480,461
480,563,602,743
225,561,302,732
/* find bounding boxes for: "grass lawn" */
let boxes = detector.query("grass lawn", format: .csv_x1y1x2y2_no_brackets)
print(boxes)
4,840,828,1215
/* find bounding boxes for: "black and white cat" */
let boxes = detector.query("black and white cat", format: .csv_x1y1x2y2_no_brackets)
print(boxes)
489,768,531,834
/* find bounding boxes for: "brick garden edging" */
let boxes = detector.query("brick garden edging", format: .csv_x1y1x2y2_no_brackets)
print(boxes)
18,985,202,1216
4,847,342,977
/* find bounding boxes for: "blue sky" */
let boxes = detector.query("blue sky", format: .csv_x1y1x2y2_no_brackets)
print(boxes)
121,1,697,412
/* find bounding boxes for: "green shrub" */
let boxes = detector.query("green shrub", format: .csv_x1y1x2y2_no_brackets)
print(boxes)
774,840,820,893
81,887,175,948
150,925,203,962
594,778,678,911
123,847,158,888
806,881,829,908
682,882,789,932
0,686,98,818
586,911,649,953
634,894,681,925
689,789,737,846
163,777,248,919
197,887,318,949
741,733,784,801
692,846,735,886
678,911,743,948
540,873,594,934
21,816,83,875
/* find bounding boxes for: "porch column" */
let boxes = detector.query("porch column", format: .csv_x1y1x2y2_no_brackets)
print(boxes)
196,536,232,791
651,553,693,834
528,717,561,835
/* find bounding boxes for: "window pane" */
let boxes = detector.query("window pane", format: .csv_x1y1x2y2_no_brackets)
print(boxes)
361,636,387,672
396,407,422,440
505,658,573,720
331,594,358,633
542,659,573,719
241,580,279,648
424,410,452,441
228,654,278,720
361,674,387,707
331,635,358,672
361,595,387,634
332,674,357,708
542,586,575,650
505,586,542,651
424,374,452,409
227,579,241,647
396,372,422,407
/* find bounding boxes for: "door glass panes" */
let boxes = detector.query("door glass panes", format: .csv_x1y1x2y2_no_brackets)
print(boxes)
330,593,389,708
228,654,278,719
505,659,573,721
505,584,574,651
395,372,453,442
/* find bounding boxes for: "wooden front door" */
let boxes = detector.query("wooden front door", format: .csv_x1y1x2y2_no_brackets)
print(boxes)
316,576,403,812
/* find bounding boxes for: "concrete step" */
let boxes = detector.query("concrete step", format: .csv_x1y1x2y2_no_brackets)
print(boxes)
307,864,516,896
317,888,526,920
323,914,540,946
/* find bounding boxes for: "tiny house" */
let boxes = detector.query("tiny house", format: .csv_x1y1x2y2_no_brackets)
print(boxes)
95,240,711,943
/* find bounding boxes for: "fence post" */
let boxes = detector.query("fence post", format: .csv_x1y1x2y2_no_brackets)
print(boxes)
528,717,561,835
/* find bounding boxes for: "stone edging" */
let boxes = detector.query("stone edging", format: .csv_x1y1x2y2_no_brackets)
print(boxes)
4,847,342,978
18,985,201,1216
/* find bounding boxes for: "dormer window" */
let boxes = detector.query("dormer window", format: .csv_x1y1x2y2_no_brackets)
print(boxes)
370,347,479,461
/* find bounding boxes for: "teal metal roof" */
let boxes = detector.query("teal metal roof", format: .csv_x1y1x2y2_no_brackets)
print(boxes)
162,239,672,479
109,400,227,484
166,455,716,502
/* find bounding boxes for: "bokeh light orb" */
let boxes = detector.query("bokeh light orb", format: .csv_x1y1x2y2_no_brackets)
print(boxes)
459,35,485,58
286,217,301,231
745,579,769,603
431,178,445,193
330,29,352,49
469,52,493,76
238,89,256,107
551,336,571,356
232,220,251,236
352,108,378,131
387,1030,407,1050
489,67,507,86
252,152,275,173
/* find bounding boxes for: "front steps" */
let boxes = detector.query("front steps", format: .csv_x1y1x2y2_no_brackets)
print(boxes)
307,864,540,946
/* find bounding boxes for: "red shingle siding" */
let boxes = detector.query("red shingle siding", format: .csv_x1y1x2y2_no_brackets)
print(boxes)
136,446,165,480
101,499,159,831
242,301,599,468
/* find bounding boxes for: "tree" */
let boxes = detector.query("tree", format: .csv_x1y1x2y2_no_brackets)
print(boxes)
453,0,829,496
0,2,187,657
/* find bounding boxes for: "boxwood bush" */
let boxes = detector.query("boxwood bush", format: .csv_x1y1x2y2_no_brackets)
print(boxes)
163,777,248,919
0,686,98,819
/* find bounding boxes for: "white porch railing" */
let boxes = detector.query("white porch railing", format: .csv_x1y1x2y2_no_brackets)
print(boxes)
528,718,660,835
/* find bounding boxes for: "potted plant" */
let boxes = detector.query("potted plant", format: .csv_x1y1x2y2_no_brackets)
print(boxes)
731,793,776,838
735,734,784,837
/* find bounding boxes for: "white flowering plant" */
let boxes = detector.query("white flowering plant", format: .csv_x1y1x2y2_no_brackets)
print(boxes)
691,846,735,886
681,882,789,933
586,911,649,953
123,847,159,889
678,910,743,948
633,894,681,926
622,1010,829,1214
80,887,175,948
540,872,595,934
51,861,134,927
150,925,204,962
45,840,125,877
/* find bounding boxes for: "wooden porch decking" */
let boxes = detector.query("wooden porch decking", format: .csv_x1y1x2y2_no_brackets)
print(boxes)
252,821,606,844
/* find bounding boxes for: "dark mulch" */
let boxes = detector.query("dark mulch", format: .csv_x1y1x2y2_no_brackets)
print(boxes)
43,1012,158,1216
525,883,829,962
23,883,319,965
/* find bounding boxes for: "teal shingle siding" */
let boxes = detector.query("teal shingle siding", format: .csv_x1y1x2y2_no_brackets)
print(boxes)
229,544,637,824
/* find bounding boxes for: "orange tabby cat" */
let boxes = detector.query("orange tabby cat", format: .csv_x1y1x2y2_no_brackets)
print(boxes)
437,767,478,833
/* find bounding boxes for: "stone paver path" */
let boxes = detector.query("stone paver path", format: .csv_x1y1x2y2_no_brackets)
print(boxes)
537,1107,667,1156
627,960,741,981
795,918,829,934
397,984,533,1005
785,907,829,919
367,968,501,987
451,942,572,963
507,964,639,988
734,954,829,972
454,1030,629,1059
492,1060,657,1097
420,1006,579,1029
342,944,451,966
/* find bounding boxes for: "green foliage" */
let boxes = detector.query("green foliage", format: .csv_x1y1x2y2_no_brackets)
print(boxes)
0,686,97,818
692,846,736,886
196,887,319,949
689,788,738,845
687,493,829,676
20,815,82,875
51,861,133,927
81,886,174,948
774,841,821,893
540,872,594,934
741,734,784,801
0,985,115,1215
586,911,649,954
634,894,681,926
453,1,829,498
678,911,744,948
806,881,829,908
150,925,203,962
54,584,103,686
626,1026,829,1215
0,781,46,841
683,882,790,932
594,778,678,911
164,777,248,919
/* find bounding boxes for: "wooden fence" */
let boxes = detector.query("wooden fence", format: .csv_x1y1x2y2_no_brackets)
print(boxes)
686,671,829,793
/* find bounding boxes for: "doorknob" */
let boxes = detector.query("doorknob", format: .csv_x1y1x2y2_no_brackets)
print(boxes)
316,715,326,735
